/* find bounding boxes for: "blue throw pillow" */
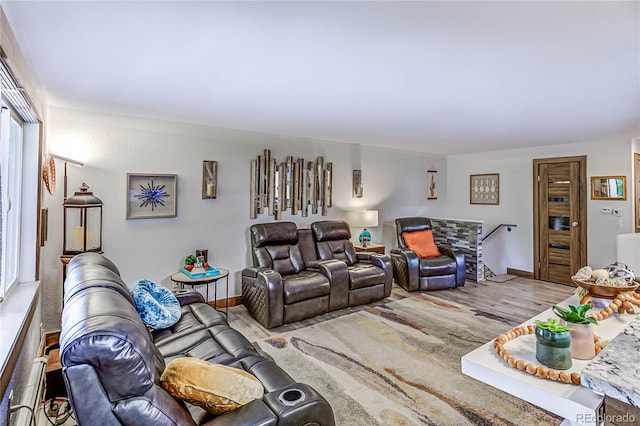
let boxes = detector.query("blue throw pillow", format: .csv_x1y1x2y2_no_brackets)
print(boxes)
131,279,181,330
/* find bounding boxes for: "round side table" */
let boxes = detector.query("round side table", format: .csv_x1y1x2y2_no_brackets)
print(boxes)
170,268,230,317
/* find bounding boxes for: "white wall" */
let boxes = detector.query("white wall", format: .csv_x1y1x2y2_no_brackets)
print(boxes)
41,106,445,330
440,137,636,275
41,106,638,331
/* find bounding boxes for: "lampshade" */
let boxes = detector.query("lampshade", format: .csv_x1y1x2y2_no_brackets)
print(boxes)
349,210,379,228
349,210,378,247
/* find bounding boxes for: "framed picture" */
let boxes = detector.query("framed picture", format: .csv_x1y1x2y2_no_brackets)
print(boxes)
470,173,499,205
427,169,438,200
590,175,626,200
127,173,177,219
40,208,48,246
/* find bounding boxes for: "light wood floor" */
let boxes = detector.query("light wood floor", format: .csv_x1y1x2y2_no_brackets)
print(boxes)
228,277,577,342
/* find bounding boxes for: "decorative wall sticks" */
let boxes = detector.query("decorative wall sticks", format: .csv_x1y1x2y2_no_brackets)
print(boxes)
250,149,332,219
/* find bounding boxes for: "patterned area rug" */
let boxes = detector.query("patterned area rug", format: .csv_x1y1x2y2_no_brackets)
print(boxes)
256,294,561,426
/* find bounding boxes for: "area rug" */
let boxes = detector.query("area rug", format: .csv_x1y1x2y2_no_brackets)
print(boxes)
255,294,561,426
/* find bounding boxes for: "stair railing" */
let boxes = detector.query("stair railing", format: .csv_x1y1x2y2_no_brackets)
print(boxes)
481,224,517,242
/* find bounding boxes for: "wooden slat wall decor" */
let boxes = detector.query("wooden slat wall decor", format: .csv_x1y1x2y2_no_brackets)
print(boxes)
250,149,333,219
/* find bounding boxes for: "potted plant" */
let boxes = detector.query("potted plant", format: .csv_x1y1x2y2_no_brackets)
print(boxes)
553,303,597,360
184,254,197,272
533,318,572,370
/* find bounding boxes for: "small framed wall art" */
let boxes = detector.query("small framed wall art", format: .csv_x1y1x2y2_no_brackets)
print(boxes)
127,173,178,219
40,208,48,246
470,173,499,205
590,175,626,200
427,169,437,200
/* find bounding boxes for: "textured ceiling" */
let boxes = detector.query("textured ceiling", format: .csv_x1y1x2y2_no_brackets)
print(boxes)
3,1,639,155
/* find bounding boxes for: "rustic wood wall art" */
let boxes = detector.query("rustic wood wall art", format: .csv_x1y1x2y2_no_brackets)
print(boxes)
250,149,333,219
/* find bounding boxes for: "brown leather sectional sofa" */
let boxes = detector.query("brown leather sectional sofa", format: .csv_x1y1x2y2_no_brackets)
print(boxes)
241,220,392,328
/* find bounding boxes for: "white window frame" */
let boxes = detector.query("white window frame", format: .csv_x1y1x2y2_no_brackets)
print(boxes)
0,99,38,302
0,56,41,401
1,105,23,298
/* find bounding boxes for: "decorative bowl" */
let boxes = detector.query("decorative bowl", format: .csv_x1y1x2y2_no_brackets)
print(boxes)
571,276,639,300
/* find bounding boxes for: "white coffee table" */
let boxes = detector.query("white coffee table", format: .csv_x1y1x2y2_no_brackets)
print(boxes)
461,295,637,426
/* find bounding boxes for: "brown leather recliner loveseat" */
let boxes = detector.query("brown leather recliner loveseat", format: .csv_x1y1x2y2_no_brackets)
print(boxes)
242,220,392,329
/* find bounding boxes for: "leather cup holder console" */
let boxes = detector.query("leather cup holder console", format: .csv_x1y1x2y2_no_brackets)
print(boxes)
278,389,306,406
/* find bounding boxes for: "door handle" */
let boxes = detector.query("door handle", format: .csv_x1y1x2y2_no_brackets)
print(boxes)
572,222,579,227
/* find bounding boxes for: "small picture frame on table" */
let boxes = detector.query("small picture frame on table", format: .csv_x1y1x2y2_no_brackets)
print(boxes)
127,173,178,219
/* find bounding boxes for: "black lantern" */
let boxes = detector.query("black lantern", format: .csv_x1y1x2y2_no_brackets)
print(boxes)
63,183,103,255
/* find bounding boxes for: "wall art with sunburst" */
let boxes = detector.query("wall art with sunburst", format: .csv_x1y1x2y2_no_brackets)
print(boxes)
126,173,177,219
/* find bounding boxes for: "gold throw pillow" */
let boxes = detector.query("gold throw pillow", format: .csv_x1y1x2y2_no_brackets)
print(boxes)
161,357,264,415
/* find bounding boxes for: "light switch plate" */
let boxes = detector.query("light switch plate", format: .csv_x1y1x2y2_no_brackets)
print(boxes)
601,207,612,214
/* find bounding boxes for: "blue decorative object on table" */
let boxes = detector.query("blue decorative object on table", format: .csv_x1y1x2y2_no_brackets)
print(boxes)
359,228,371,246
181,266,220,279
130,279,180,329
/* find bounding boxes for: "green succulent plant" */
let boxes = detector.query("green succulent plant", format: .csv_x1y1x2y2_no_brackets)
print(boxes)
184,254,197,265
534,318,572,333
552,303,598,325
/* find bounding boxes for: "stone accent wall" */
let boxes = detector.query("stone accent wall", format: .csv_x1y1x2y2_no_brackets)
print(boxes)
430,218,483,282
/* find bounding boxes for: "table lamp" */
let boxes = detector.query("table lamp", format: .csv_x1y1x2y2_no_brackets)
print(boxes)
350,210,378,247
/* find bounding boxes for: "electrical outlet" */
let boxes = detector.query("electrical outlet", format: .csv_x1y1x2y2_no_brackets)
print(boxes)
601,207,612,214
613,208,623,217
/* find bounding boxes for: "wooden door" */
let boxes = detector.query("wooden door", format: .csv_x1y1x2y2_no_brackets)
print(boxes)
533,156,587,285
